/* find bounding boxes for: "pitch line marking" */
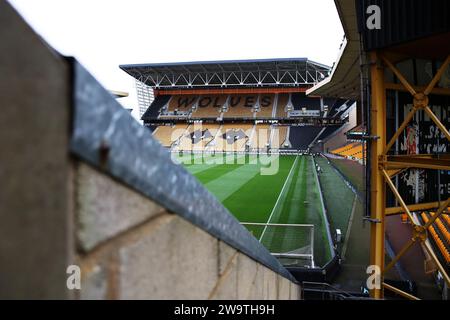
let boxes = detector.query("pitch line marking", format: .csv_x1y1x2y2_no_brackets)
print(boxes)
341,194,357,260
259,155,299,242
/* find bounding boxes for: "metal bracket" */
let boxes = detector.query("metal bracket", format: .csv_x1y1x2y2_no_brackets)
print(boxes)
361,135,380,140
363,217,382,224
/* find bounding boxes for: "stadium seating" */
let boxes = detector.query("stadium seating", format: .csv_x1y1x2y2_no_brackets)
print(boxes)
271,126,288,148
330,143,366,161
210,124,253,152
171,124,222,151
145,93,353,154
223,95,256,118
256,94,275,118
153,124,187,147
250,124,270,150
191,95,227,118
168,95,197,111
276,94,289,118
421,212,450,264
141,95,171,121
199,124,221,149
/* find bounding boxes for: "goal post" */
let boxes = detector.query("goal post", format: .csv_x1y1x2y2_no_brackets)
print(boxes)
240,222,315,268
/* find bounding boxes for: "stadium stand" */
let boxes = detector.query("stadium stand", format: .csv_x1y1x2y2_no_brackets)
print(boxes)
192,95,227,118
209,124,253,152
256,94,275,118
168,95,197,112
175,125,195,151
251,124,270,150
289,126,323,150
421,212,450,264
330,142,365,161
153,124,187,147
271,126,288,148
141,95,171,120
224,95,256,118
276,94,289,118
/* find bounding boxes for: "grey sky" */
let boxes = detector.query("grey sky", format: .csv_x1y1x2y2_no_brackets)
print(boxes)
9,0,344,119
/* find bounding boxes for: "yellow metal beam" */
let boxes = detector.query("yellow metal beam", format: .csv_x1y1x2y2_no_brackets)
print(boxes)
423,198,450,229
369,52,386,299
386,201,444,216
382,282,420,300
384,83,450,96
368,53,450,300
423,241,450,287
386,168,406,178
384,238,416,275
380,54,416,96
424,55,450,96
423,106,450,142
381,169,416,225
384,107,416,154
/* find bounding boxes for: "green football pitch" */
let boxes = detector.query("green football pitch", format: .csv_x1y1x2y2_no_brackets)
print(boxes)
176,153,333,266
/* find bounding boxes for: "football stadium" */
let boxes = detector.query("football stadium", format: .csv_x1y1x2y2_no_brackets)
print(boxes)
120,58,357,272
1,0,450,302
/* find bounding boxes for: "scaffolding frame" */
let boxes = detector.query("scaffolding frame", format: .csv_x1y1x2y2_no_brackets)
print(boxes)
369,52,450,299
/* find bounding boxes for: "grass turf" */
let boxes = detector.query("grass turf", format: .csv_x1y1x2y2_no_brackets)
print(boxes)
316,156,355,251
182,154,333,266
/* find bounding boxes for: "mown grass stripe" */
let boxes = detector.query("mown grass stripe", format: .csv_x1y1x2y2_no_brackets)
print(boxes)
221,156,296,225
203,162,261,202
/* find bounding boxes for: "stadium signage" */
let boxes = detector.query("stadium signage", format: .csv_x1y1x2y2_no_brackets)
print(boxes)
175,95,273,109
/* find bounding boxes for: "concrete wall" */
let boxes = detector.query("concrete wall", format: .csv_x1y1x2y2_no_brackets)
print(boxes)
0,2,300,300
76,164,300,300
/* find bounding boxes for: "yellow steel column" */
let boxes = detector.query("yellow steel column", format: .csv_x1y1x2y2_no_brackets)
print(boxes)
369,51,386,299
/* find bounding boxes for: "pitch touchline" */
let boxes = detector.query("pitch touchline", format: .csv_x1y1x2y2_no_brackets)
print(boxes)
259,155,299,242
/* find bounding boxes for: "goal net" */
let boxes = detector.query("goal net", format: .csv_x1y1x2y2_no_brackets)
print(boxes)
241,222,315,268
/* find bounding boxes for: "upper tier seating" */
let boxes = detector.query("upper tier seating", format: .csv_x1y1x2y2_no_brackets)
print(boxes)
191,95,227,118
167,95,197,112
276,94,289,118
271,126,288,148
141,95,171,121
223,95,256,118
256,94,275,118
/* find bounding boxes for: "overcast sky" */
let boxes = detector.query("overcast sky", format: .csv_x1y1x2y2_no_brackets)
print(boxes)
9,0,344,120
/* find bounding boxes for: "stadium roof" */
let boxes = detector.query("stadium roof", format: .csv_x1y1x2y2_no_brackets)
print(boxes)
306,0,361,99
120,58,330,89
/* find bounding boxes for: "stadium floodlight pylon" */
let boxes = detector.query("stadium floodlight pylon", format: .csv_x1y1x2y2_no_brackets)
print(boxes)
369,52,450,300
